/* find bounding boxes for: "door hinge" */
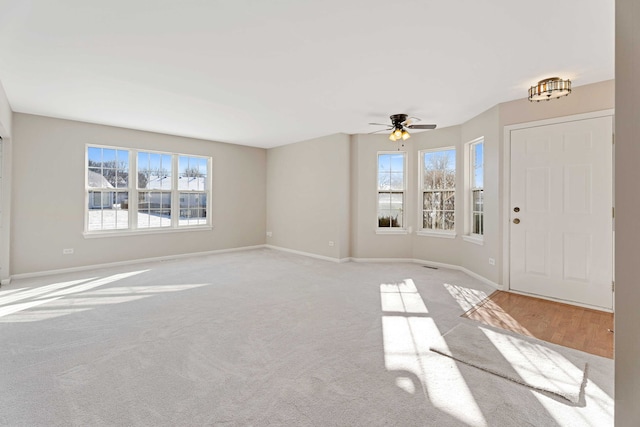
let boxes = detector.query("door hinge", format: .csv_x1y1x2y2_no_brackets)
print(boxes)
612,281,615,292
613,207,615,218
612,133,615,144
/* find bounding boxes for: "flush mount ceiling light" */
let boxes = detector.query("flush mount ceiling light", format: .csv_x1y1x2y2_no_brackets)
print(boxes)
528,77,572,102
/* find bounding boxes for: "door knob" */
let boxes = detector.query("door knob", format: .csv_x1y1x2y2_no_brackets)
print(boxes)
513,218,520,224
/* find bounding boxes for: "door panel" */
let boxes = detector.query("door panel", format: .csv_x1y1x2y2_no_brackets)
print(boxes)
510,116,613,310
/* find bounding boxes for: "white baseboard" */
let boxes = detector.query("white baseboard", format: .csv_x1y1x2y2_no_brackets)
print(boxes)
265,245,349,263
412,258,502,290
9,244,502,291
351,256,502,290
10,245,267,281
350,257,415,263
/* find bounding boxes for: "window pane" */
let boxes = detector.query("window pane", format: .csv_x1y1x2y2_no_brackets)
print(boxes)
423,149,455,190
443,191,455,210
473,190,483,212
389,154,404,172
444,212,455,230
389,172,404,191
87,190,129,230
139,151,172,190
390,193,403,211
423,192,433,210
472,142,484,188
138,191,171,228
473,213,482,234
378,173,391,191
378,154,391,172
87,147,129,189
179,156,207,191
378,192,392,208
179,192,207,226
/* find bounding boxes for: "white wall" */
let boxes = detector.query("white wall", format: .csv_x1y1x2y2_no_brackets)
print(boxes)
615,0,640,423
266,133,350,260
0,79,12,283
350,133,417,260
457,106,501,282
0,80,11,139
11,113,267,275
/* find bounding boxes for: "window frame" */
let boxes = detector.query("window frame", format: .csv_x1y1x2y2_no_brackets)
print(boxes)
376,151,408,234
464,137,484,245
417,146,457,238
84,144,212,237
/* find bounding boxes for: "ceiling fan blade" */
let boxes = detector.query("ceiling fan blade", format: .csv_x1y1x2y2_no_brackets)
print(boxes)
368,128,392,134
368,122,392,126
407,124,437,130
403,116,421,126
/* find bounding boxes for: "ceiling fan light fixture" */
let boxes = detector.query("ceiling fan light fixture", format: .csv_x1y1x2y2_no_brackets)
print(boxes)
389,132,398,142
393,128,403,139
528,77,571,102
401,130,411,140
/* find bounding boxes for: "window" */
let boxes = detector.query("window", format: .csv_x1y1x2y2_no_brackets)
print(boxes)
420,148,456,234
178,156,208,226
137,151,173,229
377,152,405,229
86,145,211,234
87,146,130,231
469,139,484,237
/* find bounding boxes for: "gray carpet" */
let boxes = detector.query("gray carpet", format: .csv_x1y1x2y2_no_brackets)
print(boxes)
0,248,613,426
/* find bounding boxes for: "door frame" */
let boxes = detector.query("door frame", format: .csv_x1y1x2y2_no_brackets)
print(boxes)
501,109,615,311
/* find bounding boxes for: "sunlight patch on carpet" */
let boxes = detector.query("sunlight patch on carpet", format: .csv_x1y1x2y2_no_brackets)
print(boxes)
381,280,488,427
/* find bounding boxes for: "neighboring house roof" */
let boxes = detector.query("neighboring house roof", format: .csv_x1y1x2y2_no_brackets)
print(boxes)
145,176,205,191
88,170,114,188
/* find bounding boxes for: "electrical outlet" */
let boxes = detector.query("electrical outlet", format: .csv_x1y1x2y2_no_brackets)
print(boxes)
328,241,335,247
266,231,273,237
63,248,74,255
489,258,495,266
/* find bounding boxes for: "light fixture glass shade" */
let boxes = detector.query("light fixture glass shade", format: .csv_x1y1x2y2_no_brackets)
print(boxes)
389,132,397,141
401,130,410,140
528,77,571,102
393,129,403,138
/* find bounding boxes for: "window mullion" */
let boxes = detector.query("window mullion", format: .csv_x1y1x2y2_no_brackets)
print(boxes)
171,154,179,228
130,149,138,231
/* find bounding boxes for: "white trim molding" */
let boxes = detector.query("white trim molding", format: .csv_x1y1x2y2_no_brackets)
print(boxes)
11,245,267,281
265,245,350,263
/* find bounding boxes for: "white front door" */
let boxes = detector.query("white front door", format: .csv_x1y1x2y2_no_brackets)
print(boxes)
509,116,613,310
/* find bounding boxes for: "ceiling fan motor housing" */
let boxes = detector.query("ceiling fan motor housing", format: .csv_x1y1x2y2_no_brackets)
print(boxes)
390,113,408,129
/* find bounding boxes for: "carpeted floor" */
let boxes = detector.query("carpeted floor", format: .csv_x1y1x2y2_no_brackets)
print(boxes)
0,248,613,426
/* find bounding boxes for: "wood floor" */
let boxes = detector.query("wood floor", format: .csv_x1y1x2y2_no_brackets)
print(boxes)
462,291,614,359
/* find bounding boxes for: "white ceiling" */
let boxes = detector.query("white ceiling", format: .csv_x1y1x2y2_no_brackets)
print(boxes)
0,1,614,148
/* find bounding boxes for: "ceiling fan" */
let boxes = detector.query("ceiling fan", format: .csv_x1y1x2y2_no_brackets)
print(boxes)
369,113,437,141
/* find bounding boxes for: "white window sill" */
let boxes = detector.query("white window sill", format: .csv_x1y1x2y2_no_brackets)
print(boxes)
416,230,456,239
376,228,410,235
463,235,484,245
84,225,213,238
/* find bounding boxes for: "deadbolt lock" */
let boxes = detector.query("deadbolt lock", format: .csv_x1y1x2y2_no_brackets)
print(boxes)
513,218,520,224
513,207,520,212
